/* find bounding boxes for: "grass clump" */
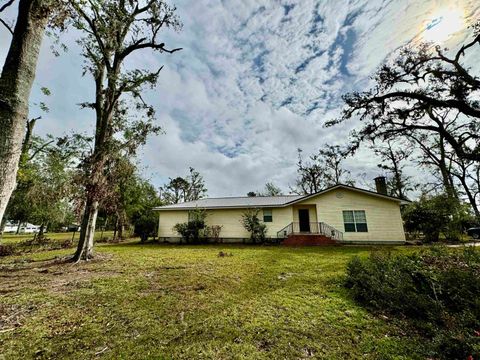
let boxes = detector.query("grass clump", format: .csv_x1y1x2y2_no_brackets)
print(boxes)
345,246,480,359
0,244,15,257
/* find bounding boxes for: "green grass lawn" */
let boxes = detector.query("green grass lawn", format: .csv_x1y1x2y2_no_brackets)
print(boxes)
0,242,427,359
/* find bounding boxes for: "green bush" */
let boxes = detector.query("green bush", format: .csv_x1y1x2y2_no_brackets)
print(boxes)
403,194,474,242
345,247,480,359
133,212,158,242
206,225,222,243
241,209,267,244
173,209,207,244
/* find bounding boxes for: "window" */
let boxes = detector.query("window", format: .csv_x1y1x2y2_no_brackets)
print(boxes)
263,209,273,222
343,210,368,232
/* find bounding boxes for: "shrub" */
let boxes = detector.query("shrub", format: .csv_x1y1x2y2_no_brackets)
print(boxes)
173,222,190,242
241,209,267,244
133,212,158,242
345,247,480,359
208,225,223,243
403,194,473,242
173,209,207,244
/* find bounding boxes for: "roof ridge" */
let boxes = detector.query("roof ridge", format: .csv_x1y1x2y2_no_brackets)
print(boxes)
185,194,301,200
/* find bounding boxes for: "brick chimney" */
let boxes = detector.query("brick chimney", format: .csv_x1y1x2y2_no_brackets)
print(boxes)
374,176,387,195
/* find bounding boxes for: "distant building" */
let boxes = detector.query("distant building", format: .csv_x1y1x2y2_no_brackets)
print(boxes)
3,222,42,234
3,222,18,233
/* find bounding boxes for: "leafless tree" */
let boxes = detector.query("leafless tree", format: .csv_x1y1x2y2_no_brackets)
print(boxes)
372,139,413,200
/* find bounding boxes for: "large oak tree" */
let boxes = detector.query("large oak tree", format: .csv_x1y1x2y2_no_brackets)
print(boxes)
0,0,59,225
327,22,480,163
70,0,182,261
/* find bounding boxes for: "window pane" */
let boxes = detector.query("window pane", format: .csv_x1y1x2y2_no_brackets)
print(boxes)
344,223,356,232
343,211,354,223
356,223,368,232
354,210,366,223
263,209,273,222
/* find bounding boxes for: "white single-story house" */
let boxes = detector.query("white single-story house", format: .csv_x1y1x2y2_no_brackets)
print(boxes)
154,181,409,245
3,222,42,234
3,222,18,233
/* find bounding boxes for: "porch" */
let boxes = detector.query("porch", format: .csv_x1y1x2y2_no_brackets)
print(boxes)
276,222,344,242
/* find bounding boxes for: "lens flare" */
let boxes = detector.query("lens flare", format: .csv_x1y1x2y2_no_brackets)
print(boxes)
422,7,465,43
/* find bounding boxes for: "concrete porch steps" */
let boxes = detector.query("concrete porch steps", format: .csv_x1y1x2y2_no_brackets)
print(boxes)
282,234,338,246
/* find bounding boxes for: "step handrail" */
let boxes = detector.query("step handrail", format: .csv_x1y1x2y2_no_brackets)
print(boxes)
277,223,293,238
318,222,343,241
276,222,343,241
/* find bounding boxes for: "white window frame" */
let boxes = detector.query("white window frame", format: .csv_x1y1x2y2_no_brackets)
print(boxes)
343,210,368,232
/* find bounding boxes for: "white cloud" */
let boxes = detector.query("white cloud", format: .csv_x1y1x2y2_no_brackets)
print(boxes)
1,0,479,197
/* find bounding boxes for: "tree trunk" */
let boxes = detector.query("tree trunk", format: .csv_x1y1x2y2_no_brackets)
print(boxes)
464,185,480,220
457,174,480,220
73,201,91,261
0,217,6,239
386,143,405,199
117,217,124,241
0,0,51,226
438,136,458,200
73,199,99,261
84,201,98,257
394,173,404,199
113,216,118,242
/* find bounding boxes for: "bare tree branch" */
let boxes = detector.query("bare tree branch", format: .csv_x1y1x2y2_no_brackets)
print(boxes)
0,0,15,13
0,16,13,34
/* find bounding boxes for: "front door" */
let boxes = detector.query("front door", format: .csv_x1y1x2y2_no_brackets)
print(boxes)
298,209,310,232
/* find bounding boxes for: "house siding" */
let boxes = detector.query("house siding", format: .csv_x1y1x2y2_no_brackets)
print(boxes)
296,188,406,243
158,211,188,238
205,209,250,238
156,188,406,244
264,207,294,237
158,207,294,239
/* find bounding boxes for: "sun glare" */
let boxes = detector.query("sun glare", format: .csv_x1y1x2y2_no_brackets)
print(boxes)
422,7,465,43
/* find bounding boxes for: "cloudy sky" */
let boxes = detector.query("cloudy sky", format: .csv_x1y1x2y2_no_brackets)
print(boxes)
1,0,480,197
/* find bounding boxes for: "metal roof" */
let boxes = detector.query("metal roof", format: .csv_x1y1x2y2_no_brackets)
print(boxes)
153,184,409,211
153,195,303,210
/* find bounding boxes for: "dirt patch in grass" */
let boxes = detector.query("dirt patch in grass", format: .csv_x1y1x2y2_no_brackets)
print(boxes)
0,253,119,295
140,266,208,297
46,268,121,294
